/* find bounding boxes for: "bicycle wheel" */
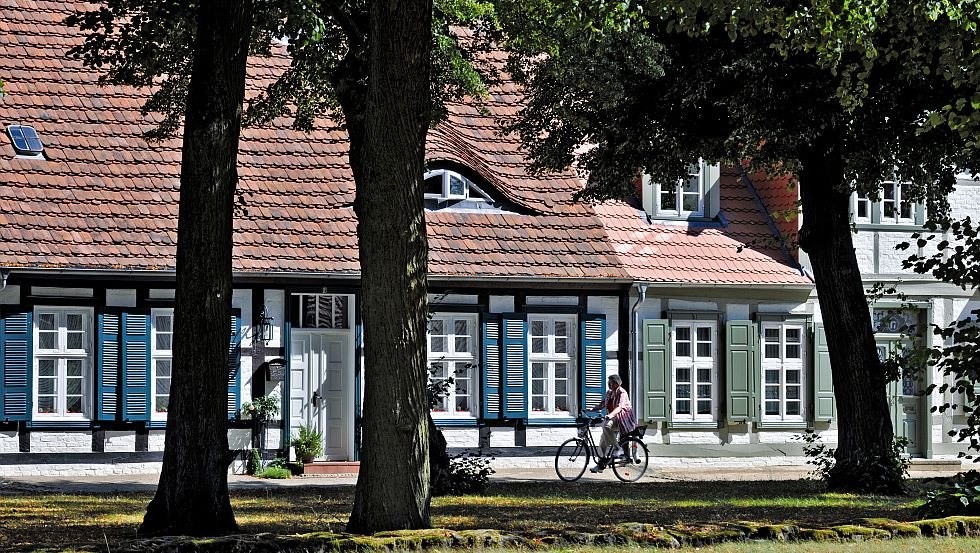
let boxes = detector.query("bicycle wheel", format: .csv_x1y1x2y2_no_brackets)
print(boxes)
612,436,649,482
555,438,590,482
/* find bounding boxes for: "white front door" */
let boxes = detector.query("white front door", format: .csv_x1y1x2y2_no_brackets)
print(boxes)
289,330,353,460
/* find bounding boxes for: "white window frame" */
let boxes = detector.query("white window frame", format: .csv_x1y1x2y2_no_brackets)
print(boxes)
671,320,717,423
293,293,351,330
33,307,93,420
880,181,916,224
656,160,706,217
151,308,174,420
853,191,872,223
760,322,806,423
427,313,479,418
528,314,577,417
423,168,494,202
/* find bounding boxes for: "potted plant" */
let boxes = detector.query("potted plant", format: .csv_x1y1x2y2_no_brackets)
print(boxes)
292,424,323,464
240,393,281,422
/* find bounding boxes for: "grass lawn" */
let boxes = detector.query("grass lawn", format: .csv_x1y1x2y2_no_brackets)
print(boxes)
0,478,941,551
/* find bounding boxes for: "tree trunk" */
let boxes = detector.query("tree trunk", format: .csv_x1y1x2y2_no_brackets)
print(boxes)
346,0,434,534
797,134,904,494
139,0,253,537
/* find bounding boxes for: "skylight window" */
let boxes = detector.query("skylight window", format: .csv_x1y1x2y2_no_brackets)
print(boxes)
7,125,44,157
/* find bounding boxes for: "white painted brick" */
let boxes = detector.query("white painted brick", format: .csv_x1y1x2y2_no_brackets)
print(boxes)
30,431,91,453
757,431,807,444
0,430,19,453
148,430,166,452
488,296,514,313
264,428,283,449
263,289,286,349
526,296,578,306
667,431,723,445
525,427,578,447
727,429,752,445
0,462,164,477
950,182,980,221
228,429,251,450
441,428,479,448
880,232,916,274
489,428,515,447
853,232,875,274
104,431,136,453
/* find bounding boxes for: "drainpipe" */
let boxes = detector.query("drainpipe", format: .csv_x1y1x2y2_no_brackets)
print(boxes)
1,269,9,291
629,283,649,396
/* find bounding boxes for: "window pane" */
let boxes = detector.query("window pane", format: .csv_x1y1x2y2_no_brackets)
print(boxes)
449,174,466,196
455,397,469,412
661,187,677,211
455,376,468,394
38,313,56,331
156,378,171,395
554,321,567,337
857,200,868,219
531,363,545,378
682,176,700,193
66,396,82,413
424,174,442,195
302,295,316,327
430,319,445,335
765,344,780,359
676,342,691,357
786,344,801,359
764,328,779,341
786,387,801,400
676,327,691,341
555,363,567,379
157,333,172,351
766,401,780,415
317,295,333,328
675,368,690,383
38,359,56,376
786,328,801,342
696,342,711,358
156,396,169,413
531,337,545,354
884,201,896,218
554,338,567,354
454,336,469,354
765,369,780,384
555,381,567,395
682,193,699,212
884,184,896,200
555,396,568,412
39,333,56,350
65,313,82,331
431,337,447,352
532,397,544,411
454,319,468,336
66,359,83,376
332,295,350,329
531,320,544,337
157,359,172,377
66,378,82,395
676,400,690,414
786,402,801,416
765,386,779,400
697,368,711,383
786,370,801,384
675,384,690,398
900,201,913,219
696,327,711,342
66,332,83,350
697,384,712,399
156,315,173,333
38,378,55,394
697,400,712,415
37,397,55,413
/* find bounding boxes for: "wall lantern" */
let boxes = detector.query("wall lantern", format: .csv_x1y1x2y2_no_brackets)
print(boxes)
255,305,275,345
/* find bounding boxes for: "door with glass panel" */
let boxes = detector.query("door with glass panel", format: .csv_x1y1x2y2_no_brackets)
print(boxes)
878,340,923,456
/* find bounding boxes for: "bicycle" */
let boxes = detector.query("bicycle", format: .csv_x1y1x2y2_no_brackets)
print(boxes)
554,411,650,482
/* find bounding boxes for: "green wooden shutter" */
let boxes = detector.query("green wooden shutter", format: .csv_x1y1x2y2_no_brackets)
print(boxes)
813,324,836,422
643,319,671,422
96,310,121,421
501,314,528,419
726,320,759,424
481,313,502,420
580,314,607,412
121,311,151,421
227,310,242,419
0,307,32,421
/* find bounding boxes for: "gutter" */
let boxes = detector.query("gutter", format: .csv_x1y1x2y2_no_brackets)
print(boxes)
629,283,648,395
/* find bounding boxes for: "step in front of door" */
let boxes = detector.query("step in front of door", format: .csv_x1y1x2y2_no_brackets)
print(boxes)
303,461,360,475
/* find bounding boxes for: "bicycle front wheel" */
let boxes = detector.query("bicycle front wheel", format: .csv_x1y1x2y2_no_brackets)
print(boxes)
612,436,649,482
555,438,590,482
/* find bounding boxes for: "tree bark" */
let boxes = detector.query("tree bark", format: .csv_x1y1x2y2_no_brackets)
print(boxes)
346,0,434,534
797,133,903,494
139,0,253,537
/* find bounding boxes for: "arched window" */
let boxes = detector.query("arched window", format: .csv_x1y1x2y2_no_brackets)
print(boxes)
423,169,492,202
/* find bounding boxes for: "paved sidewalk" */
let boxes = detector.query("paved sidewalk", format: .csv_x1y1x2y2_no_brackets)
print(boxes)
0,464,964,494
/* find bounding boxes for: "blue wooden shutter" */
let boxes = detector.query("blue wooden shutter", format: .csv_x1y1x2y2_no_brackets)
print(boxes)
726,320,759,424
121,312,151,421
580,314,606,412
813,324,836,422
228,310,242,419
643,319,671,422
0,307,32,421
481,313,502,420
501,314,528,419
96,310,121,421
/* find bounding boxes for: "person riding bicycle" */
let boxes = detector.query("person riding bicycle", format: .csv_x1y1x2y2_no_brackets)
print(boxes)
587,374,638,473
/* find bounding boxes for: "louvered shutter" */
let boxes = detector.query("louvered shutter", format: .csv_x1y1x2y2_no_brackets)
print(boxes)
501,314,528,419
813,324,836,421
481,313,502,419
643,319,671,422
726,320,759,424
0,307,32,421
228,310,242,419
121,312,151,421
579,314,606,412
96,310,121,421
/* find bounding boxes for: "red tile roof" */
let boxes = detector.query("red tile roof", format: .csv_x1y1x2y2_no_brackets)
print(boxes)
594,168,810,285
0,1,809,287
747,171,801,260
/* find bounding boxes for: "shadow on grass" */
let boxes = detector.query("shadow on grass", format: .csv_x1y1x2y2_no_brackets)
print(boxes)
0,479,926,551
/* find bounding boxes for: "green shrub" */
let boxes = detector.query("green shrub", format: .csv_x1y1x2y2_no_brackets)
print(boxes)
256,466,292,479
292,424,323,463
797,429,909,491
918,470,980,518
246,448,261,475
241,393,281,422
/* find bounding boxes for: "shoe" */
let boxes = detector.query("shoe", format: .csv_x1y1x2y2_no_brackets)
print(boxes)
589,465,604,473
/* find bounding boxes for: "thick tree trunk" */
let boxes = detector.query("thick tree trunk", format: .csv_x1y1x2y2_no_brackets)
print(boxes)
797,134,903,494
346,0,433,534
139,0,253,537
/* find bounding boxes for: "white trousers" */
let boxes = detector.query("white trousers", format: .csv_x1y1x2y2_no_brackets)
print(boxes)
599,418,621,456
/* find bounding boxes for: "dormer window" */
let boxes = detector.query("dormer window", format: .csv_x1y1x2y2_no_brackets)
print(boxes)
7,124,44,158
642,160,721,221
850,179,921,226
424,169,482,201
